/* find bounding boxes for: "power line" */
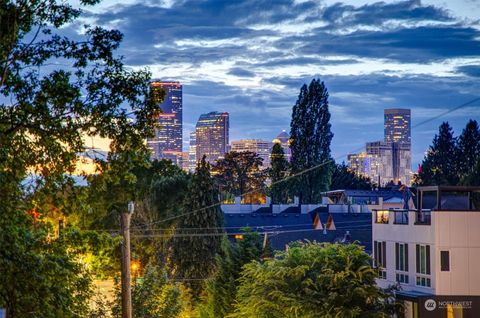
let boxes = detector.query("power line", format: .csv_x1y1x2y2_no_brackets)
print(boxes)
130,224,373,239
130,96,480,230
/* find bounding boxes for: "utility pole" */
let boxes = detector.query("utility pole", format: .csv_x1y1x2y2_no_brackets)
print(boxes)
121,201,135,318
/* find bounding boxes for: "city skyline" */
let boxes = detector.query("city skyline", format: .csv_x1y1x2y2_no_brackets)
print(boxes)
73,0,480,168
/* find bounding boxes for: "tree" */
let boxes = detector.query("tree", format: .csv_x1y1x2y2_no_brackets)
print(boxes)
330,162,374,190
212,151,266,202
169,156,224,300
290,79,333,203
0,210,92,317
461,158,480,187
199,229,265,318
457,119,480,177
415,122,458,186
269,143,290,203
0,0,161,314
111,265,187,318
229,242,397,318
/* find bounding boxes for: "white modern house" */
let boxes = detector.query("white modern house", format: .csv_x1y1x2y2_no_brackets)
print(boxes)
373,186,480,318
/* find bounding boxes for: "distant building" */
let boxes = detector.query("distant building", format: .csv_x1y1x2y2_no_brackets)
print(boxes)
188,131,196,172
347,152,381,184
221,189,406,251
272,130,291,162
348,109,412,186
176,151,189,172
146,81,183,162
373,186,480,318
384,108,411,144
195,111,229,164
230,139,273,168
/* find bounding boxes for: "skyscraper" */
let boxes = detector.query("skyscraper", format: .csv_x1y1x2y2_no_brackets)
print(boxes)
188,131,196,172
195,112,229,164
348,109,412,186
384,108,411,144
230,139,273,168
146,80,182,162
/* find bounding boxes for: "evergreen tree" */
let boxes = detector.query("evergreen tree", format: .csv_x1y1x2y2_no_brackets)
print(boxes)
290,79,333,203
415,122,458,186
461,159,480,187
457,119,480,177
330,162,374,190
269,143,290,203
199,229,264,318
169,156,224,300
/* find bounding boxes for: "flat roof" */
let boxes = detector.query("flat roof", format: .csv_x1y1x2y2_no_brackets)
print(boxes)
418,186,480,192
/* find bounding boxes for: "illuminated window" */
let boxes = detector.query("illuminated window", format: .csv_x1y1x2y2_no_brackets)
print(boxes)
375,210,389,224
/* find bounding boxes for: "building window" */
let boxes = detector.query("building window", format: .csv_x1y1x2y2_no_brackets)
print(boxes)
395,242,409,284
394,210,409,225
415,210,431,225
374,240,387,279
375,210,389,224
441,251,450,271
416,244,431,287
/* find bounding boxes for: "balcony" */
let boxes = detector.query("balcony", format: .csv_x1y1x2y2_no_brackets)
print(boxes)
393,209,409,225
414,209,431,225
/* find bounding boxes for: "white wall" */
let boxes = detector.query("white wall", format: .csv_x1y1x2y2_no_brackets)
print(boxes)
435,211,480,296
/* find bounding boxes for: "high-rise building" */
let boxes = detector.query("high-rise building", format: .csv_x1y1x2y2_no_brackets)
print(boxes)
176,151,190,172
272,130,291,162
347,152,381,184
230,139,273,168
146,80,182,162
348,109,412,186
188,131,196,172
384,108,411,144
195,112,229,164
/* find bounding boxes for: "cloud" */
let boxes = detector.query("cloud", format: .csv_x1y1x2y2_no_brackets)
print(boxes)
227,67,256,77
456,65,480,77
67,0,480,167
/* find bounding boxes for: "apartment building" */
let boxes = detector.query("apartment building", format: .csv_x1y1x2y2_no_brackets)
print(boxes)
372,186,480,318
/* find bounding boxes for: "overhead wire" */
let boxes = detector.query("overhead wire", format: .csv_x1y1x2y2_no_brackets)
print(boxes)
126,96,480,230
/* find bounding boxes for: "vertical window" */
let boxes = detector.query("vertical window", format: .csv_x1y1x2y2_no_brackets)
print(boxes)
416,244,431,287
374,240,387,279
441,251,450,271
395,243,409,283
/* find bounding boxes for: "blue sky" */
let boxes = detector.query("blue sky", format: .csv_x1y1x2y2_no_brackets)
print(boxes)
71,0,480,167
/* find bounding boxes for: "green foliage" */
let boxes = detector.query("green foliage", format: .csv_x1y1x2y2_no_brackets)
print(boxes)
461,159,480,186
229,242,397,318
290,79,334,203
0,1,160,194
415,120,480,186
111,265,187,318
330,162,374,190
269,143,291,203
169,157,224,300
0,210,92,317
212,151,267,199
457,119,480,177
199,230,265,318
0,0,162,314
